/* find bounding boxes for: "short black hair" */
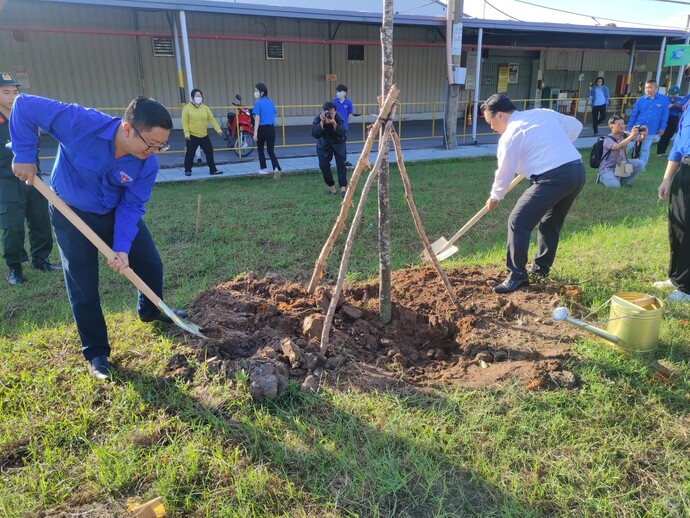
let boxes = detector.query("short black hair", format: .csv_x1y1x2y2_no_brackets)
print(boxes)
124,96,173,131
595,76,605,84
608,115,623,125
190,88,203,98
323,101,337,111
336,84,348,92
480,93,517,117
646,79,658,85
255,83,268,98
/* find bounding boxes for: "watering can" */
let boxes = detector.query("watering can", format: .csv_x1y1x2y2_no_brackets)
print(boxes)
552,292,663,353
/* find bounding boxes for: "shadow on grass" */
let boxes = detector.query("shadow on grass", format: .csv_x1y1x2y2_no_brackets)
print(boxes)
114,366,539,517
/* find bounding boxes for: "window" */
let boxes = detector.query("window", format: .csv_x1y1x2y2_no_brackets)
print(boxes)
265,42,284,60
152,37,174,57
348,45,364,62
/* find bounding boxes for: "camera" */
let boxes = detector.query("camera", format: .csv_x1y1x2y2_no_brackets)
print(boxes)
634,125,648,133
325,112,333,119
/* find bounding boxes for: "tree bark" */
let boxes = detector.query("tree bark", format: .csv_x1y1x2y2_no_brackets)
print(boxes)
379,0,394,324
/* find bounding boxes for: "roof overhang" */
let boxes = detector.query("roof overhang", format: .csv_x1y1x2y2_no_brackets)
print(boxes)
25,0,690,50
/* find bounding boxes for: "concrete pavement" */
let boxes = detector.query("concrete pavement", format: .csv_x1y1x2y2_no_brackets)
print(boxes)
153,135,599,184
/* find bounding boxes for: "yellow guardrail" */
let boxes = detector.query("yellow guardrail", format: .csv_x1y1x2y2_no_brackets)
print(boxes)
39,95,643,159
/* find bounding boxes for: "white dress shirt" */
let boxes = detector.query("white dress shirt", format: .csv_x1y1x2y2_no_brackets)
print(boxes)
490,109,583,200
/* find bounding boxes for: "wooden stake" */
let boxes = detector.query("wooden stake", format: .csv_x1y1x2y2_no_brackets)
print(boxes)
307,86,400,294
390,129,462,312
194,194,202,241
321,120,395,353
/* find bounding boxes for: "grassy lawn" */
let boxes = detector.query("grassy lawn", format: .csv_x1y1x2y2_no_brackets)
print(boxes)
1,152,689,517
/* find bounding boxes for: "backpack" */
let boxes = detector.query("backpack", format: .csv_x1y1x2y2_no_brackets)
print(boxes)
589,136,614,168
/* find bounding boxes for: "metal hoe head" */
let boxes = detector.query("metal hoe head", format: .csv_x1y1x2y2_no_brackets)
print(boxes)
421,236,459,263
159,301,209,339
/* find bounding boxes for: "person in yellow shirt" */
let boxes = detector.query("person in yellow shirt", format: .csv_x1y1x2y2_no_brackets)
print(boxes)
182,88,223,176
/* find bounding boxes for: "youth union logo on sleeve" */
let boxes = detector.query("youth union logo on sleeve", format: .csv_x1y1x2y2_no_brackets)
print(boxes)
119,171,133,183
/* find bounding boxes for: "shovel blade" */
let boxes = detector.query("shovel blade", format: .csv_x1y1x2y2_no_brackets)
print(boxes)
421,236,459,263
159,301,209,339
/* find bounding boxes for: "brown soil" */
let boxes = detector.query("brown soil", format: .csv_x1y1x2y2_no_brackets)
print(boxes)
167,266,585,398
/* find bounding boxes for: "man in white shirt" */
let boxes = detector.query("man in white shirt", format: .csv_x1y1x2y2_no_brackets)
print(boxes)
481,93,586,294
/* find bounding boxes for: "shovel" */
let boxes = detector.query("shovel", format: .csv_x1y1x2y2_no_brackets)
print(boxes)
32,178,208,339
422,175,524,263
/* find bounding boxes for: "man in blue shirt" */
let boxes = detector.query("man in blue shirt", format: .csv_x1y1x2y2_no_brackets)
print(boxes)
657,85,683,155
332,84,354,167
657,104,690,302
626,79,669,169
11,94,185,380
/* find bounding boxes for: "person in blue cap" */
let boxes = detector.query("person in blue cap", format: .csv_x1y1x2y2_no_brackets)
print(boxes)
10,93,187,381
0,72,60,286
657,85,684,155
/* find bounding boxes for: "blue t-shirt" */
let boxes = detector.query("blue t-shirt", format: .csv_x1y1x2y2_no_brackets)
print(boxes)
10,94,160,253
332,97,353,130
253,96,277,125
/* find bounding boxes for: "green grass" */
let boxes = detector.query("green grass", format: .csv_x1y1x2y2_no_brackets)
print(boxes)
1,152,689,517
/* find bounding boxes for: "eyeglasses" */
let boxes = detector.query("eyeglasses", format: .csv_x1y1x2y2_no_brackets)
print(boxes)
131,125,170,153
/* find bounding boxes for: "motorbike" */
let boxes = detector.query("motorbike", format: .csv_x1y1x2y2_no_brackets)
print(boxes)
222,94,255,157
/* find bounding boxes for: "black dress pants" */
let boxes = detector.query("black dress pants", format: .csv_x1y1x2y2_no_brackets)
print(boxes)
657,115,679,155
592,104,607,134
184,135,217,174
505,161,586,281
668,161,690,293
257,125,281,171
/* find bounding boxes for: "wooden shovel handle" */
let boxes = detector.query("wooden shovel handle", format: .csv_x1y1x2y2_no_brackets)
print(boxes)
32,178,164,308
446,175,524,246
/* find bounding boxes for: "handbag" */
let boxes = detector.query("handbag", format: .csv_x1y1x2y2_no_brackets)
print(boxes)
614,162,634,178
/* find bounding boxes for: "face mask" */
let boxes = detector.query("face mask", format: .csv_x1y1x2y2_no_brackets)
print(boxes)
254,91,260,99
193,97,202,104
336,91,345,99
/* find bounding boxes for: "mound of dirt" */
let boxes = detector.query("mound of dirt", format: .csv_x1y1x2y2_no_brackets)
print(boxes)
167,266,584,398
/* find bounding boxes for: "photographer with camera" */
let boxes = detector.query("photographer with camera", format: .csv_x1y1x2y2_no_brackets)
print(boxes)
597,116,644,188
626,79,669,169
312,101,348,197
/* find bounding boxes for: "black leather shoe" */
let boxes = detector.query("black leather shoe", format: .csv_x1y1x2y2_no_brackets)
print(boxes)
87,356,112,381
8,267,25,285
31,258,62,271
345,161,353,166
140,308,188,324
493,278,529,294
209,169,222,175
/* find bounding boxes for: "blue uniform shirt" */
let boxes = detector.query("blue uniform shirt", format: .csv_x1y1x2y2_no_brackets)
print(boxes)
253,96,276,125
668,95,683,117
9,94,159,254
332,97,353,130
669,108,690,162
626,92,670,135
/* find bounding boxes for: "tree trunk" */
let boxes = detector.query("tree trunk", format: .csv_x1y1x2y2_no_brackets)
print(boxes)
379,0,394,324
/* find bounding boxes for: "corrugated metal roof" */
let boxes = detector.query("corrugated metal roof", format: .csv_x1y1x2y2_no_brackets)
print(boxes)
30,0,690,38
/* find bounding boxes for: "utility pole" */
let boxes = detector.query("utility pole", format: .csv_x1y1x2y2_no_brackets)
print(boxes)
444,0,464,149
